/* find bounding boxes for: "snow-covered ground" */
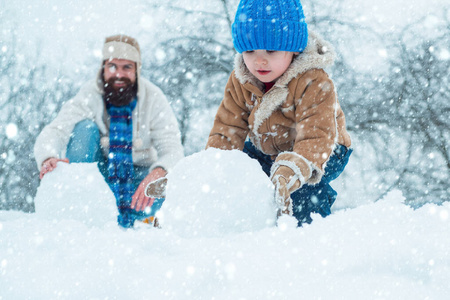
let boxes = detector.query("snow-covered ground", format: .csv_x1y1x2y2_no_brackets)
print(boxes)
1,149,449,299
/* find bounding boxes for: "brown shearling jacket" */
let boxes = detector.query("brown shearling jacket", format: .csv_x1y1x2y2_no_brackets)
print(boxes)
207,31,351,188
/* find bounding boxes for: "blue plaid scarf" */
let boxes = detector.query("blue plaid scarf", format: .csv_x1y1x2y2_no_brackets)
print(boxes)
107,99,137,228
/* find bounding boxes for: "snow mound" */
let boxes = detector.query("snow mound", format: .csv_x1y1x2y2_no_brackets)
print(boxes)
3,187,450,299
159,148,277,238
34,162,117,227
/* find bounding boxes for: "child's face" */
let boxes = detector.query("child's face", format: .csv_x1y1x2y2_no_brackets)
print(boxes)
242,50,297,83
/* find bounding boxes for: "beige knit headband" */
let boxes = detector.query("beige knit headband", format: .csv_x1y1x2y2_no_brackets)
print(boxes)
102,40,141,64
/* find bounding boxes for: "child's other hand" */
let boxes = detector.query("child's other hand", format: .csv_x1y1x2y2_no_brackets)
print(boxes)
271,166,301,216
273,176,293,216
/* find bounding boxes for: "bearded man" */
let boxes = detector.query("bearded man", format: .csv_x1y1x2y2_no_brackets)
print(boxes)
34,34,184,228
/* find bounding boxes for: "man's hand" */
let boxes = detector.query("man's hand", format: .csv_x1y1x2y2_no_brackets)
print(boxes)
40,158,70,179
131,167,167,212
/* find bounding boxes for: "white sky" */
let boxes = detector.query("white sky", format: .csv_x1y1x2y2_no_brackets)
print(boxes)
2,0,447,80
4,0,447,61
345,0,447,29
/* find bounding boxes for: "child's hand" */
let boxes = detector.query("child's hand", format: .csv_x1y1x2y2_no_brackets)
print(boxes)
271,166,302,216
273,176,293,216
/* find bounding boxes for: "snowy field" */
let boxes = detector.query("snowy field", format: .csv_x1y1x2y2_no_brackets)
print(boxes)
1,149,449,299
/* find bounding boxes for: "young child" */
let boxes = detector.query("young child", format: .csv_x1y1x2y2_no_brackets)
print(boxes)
206,0,353,226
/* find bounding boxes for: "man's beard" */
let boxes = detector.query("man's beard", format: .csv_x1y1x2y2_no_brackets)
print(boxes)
103,77,137,107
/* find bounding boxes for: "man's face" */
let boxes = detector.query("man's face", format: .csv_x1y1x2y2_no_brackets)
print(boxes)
103,58,137,106
103,58,137,89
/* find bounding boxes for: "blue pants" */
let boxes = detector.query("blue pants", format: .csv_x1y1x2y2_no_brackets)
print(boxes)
243,141,352,227
66,120,164,226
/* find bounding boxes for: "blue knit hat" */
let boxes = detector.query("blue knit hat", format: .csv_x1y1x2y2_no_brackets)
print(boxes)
232,0,308,53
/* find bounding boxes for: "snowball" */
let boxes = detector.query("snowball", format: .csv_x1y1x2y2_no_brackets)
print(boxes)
159,148,277,238
34,162,117,227
277,214,298,231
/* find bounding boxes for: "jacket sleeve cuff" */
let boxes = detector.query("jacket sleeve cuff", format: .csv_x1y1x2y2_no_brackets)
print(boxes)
272,151,324,185
270,160,305,192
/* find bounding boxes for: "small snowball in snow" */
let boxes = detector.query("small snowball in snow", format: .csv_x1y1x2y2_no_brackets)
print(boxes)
277,214,298,231
160,148,277,238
